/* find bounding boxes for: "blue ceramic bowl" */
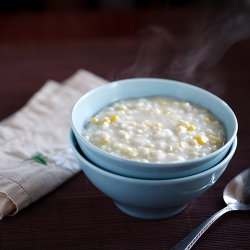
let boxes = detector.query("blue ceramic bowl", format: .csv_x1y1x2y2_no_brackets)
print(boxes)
70,129,237,220
71,78,238,180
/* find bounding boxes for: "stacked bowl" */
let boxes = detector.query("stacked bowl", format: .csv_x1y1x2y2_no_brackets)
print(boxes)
70,78,238,219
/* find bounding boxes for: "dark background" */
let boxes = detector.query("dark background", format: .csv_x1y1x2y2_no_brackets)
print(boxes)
0,0,246,12
0,1,250,249
1,0,250,44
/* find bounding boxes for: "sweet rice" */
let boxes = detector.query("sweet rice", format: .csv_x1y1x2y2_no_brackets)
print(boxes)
82,96,226,163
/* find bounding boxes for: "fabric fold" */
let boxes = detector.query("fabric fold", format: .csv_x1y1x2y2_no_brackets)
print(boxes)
0,192,16,219
0,69,107,219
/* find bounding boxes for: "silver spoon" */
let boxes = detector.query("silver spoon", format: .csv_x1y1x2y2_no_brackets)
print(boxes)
172,168,250,250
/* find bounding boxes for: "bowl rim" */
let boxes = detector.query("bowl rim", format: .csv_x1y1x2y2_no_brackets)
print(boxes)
70,128,237,183
71,77,238,167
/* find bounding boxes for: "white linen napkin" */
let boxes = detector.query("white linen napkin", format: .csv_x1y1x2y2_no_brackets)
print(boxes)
0,69,107,219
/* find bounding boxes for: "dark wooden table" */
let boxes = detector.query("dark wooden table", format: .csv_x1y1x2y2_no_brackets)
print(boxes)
0,6,250,249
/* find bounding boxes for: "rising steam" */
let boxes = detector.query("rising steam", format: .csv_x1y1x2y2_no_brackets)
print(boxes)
113,9,250,96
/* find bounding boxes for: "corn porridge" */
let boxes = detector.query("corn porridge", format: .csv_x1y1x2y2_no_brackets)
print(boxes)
82,97,226,163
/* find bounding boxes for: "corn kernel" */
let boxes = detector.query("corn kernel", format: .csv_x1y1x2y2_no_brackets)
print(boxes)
100,117,110,124
196,135,209,144
118,110,125,114
188,125,196,131
90,117,98,123
110,115,118,122
204,118,211,123
158,100,167,106
178,120,190,128
163,109,171,114
145,120,153,127
130,122,137,126
102,138,109,144
176,126,187,133
208,135,222,145
179,142,185,149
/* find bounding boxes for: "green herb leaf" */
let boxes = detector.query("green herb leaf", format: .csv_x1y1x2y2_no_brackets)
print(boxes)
30,152,48,165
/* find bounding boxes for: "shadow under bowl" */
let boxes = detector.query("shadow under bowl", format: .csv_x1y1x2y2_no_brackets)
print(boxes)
70,129,237,220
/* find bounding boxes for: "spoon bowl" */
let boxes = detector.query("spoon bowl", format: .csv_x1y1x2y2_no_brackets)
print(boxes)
172,167,250,249
224,168,250,209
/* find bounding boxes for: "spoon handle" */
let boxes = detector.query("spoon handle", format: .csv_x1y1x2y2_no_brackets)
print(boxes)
171,205,235,250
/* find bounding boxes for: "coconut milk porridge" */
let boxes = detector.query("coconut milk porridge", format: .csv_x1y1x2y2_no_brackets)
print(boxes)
82,97,226,163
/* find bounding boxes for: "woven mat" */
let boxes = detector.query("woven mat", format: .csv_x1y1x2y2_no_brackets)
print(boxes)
0,156,249,249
